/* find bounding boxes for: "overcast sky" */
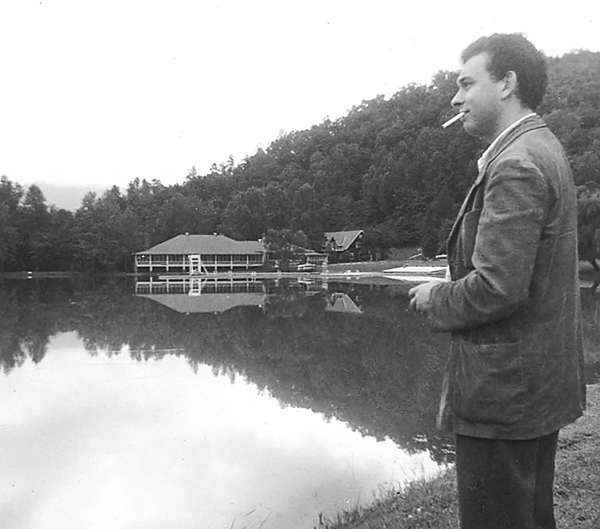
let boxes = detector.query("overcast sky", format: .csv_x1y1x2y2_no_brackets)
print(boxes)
1,0,599,189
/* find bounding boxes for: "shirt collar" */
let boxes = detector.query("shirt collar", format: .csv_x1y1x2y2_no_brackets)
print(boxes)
477,113,537,171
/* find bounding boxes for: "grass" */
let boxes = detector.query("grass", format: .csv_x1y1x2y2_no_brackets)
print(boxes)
316,471,459,529
554,384,600,526
317,385,600,529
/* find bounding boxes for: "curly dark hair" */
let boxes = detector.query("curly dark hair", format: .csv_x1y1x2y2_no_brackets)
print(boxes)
461,33,548,110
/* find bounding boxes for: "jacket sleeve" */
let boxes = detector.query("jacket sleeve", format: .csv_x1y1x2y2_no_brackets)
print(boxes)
428,157,550,332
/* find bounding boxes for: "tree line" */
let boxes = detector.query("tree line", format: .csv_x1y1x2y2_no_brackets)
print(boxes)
1,50,600,272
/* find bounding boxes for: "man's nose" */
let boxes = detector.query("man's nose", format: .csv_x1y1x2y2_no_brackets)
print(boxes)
451,91,463,108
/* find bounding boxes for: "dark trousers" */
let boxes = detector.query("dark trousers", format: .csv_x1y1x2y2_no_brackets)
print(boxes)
455,430,559,529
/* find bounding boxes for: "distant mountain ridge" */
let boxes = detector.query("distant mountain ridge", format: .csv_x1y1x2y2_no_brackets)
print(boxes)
26,181,110,211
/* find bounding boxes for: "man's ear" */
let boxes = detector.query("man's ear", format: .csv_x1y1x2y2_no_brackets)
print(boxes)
500,70,518,100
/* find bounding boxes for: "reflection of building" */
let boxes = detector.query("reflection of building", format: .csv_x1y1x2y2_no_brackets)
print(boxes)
135,277,328,314
325,292,363,314
134,234,265,274
324,230,364,263
136,277,266,313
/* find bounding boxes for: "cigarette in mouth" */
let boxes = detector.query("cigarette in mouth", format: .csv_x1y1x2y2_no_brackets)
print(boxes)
442,111,467,129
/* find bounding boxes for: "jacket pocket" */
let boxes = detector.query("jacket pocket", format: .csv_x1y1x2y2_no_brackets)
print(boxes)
454,339,527,425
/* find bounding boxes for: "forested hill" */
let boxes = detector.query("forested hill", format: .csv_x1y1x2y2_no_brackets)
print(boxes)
1,51,600,272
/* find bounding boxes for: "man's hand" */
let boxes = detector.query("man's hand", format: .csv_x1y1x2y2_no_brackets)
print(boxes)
408,281,438,314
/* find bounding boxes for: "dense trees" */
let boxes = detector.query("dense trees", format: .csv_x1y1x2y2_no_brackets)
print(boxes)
1,51,600,272
0,177,22,271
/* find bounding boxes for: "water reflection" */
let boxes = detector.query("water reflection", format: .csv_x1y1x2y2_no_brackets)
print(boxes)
1,273,600,527
134,276,357,316
0,332,441,529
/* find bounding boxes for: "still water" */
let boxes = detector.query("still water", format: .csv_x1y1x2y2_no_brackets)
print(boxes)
1,275,599,528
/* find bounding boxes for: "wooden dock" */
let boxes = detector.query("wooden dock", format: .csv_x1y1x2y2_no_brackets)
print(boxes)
158,271,320,281
157,269,443,282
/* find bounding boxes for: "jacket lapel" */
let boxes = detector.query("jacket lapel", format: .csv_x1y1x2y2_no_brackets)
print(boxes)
446,173,484,246
446,115,547,249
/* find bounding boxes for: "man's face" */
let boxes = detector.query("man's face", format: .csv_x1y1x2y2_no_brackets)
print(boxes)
451,52,505,142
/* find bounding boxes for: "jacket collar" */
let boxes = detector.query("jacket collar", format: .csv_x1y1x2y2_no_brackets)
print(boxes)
477,113,536,171
474,113,547,186
447,114,548,248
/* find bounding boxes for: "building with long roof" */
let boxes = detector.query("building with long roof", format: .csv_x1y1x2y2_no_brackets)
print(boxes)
134,233,265,274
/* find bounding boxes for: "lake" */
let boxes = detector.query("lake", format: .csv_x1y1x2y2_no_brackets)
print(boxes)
1,274,599,528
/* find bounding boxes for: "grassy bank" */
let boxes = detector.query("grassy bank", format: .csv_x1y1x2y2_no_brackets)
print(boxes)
319,384,600,529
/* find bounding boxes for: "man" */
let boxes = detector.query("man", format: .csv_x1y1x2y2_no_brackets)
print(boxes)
408,34,586,529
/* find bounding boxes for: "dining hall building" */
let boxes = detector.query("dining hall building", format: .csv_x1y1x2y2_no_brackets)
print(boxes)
134,233,266,274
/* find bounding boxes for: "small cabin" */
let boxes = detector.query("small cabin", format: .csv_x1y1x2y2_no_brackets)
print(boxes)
324,230,364,263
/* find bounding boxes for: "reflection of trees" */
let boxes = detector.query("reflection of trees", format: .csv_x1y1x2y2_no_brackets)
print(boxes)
262,290,328,319
0,278,455,461
127,282,455,462
5,277,600,461
0,278,79,373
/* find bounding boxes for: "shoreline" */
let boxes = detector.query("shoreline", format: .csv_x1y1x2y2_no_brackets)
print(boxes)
320,384,600,529
2,258,598,279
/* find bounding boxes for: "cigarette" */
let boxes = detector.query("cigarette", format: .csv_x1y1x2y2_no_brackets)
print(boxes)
442,111,466,129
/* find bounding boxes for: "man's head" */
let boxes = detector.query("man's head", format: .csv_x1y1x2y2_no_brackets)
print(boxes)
451,34,548,142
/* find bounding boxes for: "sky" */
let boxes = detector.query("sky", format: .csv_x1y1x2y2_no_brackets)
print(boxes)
1,0,599,191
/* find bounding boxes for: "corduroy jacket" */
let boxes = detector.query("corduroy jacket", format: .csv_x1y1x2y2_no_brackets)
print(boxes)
428,114,586,439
